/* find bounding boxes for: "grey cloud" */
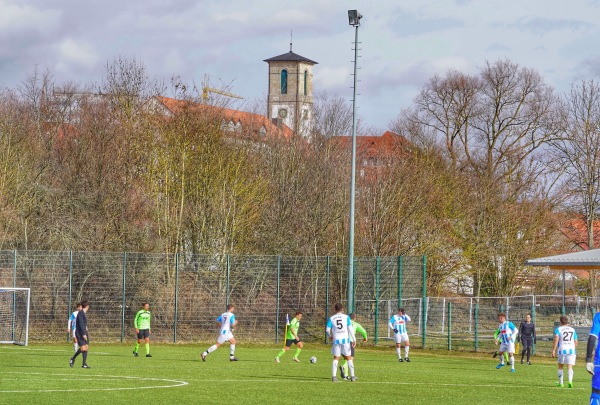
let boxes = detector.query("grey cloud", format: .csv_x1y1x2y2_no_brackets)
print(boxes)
509,17,593,36
388,12,464,38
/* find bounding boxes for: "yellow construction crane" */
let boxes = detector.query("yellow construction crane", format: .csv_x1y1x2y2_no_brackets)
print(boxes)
202,74,243,101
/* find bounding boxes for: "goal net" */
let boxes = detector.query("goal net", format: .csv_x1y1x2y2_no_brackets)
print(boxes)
0,288,30,346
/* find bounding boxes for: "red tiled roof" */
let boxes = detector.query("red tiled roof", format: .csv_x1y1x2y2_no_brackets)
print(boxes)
332,131,410,161
561,218,600,250
151,96,294,139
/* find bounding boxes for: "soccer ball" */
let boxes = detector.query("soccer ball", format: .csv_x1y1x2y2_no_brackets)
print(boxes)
310,356,317,363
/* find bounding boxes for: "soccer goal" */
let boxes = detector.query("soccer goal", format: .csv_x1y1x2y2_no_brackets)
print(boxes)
0,287,30,346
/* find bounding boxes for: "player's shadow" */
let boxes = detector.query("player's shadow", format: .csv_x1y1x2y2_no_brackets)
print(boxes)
258,374,324,381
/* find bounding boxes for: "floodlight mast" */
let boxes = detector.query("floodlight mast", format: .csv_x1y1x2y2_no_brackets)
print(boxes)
347,10,362,314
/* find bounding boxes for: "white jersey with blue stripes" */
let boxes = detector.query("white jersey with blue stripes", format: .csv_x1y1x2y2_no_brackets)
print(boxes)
555,325,577,355
326,313,355,344
498,321,517,344
217,311,236,335
389,314,411,334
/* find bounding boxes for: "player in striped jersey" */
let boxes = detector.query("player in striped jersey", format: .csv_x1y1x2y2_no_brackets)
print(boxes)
389,308,411,362
201,304,239,362
552,315,577,388
587,310,600,404
494,313,518,372
67,302,82,353
326,303,357,382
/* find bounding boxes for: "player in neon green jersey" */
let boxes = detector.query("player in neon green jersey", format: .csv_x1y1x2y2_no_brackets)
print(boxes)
340,313,367,379
133,302,152,357
275,311,303,362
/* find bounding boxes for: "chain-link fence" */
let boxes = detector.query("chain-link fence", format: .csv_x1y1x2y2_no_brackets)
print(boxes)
1,250,595,358
0,251,425,344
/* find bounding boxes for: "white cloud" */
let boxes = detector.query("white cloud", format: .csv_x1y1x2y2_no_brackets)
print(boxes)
56,38,99,69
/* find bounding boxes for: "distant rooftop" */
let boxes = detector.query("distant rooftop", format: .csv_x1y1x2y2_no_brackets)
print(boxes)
264,51,318,64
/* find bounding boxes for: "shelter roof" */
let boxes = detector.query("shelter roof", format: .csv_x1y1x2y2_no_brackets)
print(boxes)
525,248,600,270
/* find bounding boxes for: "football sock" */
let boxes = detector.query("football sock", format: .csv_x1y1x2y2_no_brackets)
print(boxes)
294,348,301,358
230,344,236,358
405,346,410,357
568,369,573,383
134,342,139,353
145,343,150,355
277,349,286,358
347,360,355,377
332,359,339,377
343,360,349,376
558,369,563,384
207,345,218,354
509,355,514,369
74,343,78,352
396,347,401,359
82,351,88,365
73,348,81,359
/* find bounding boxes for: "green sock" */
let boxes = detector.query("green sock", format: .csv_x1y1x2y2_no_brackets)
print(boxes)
343,360,349,375
134,342,139,353
277,349,285,358
294,348,301,358
145,343,150,354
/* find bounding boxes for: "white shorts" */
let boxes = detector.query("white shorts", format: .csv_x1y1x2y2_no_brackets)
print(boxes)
558,354,576,366
499,342,515,354
217,332,234,344
331,343,352,357
72,330,76,338
394,333,409,344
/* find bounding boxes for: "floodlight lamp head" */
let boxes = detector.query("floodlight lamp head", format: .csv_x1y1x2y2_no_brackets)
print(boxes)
348,10,362,26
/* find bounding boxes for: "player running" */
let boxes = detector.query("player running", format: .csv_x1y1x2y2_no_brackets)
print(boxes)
201,304,239,362
275,311,303,362
326,303,357,382
67,302,82,353
133,302,152,358
552,315,577,388
389,307,411,362
494,313,518,373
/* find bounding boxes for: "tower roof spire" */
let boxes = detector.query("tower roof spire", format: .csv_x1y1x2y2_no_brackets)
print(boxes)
290,30,293,52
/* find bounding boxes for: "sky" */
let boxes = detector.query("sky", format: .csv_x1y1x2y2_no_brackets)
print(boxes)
2,0,600,134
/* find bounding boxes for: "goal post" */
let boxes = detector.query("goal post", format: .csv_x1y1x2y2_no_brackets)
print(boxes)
0,287,30,346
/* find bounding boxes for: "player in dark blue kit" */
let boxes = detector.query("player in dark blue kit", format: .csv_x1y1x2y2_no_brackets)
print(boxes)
586,311,600,403
70,300,90,368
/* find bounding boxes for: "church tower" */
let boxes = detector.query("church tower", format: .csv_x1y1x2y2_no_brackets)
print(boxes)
264,46,317,139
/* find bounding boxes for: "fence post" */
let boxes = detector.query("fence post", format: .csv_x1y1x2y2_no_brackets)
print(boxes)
121,252,127,343
474,302,479,352
226,255,230,306
375,256,380,345
397,256,403,308
276,255,281,344
531,301,536,355
174,253,179,344
13,250,17,288
448,301,452,351
422,255,427,348
68,250,73,342
325,256,330,344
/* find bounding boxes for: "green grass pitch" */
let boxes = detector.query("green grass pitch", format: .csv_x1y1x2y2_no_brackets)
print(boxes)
0,343,590,404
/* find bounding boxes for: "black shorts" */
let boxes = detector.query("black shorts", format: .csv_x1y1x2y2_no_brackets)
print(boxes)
76,334,89,346
285,338,301,347
137,329,150,339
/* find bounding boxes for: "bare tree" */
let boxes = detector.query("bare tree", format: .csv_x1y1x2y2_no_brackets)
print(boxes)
550,80,600,295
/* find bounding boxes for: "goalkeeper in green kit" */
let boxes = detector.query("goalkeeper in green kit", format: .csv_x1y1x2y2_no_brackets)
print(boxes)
341,313,367,379
133,302,152,357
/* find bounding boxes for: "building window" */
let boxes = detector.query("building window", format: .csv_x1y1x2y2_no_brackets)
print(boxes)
281,70,288,94
304,70,308,95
